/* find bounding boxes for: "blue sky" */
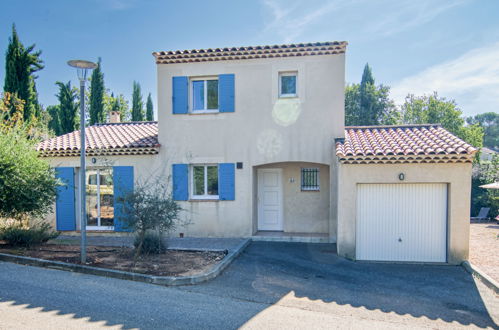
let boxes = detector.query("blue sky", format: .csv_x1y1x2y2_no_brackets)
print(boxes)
0,0,498,117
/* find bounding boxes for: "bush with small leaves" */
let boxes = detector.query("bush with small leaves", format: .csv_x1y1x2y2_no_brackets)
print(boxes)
133,232,166,255
118,177,182,260
0,222,59,247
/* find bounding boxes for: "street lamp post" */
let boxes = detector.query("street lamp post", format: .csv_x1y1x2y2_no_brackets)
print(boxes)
67,60,97,264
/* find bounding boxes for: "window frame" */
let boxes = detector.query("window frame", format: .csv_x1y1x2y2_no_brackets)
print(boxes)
190,77,219,113
190,164,219,200
85,167,115,230
278,72,298,98
301,167,320,191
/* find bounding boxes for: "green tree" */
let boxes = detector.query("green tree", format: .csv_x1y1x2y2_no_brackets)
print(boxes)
0,92,24,130
89,58,105,125
55,81,79,135
345,63,399,126
471,155,499,218
0,125,58,220
3,24,43,122
146,93,153,121
131,81,144,121
466,112,499,151
47,105,61,136
104,92,130,122
400,92,484,148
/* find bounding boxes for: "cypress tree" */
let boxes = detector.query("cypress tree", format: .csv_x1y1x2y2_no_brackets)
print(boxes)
3,24,44,122
55,81,79,134
359,63,375,125
47,105,61,136
131,81,144,121
89,58,105,125
146,93,153,121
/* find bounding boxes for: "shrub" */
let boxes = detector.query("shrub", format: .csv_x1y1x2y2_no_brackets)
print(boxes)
0,222,59,247
118,177,182,260
133,232,166,255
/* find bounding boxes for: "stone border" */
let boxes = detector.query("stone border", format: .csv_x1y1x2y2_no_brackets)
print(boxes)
462,261,499,294
0,238,250,286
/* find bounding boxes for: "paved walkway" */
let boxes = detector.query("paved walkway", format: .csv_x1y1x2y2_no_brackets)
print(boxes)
54,235,246,253
470,222,499,282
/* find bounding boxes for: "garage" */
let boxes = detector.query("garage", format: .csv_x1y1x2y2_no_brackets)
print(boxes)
356,183,447,262
335,124,477,264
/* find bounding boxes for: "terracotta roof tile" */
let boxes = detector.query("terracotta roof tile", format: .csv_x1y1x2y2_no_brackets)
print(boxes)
37,122,159,157
336,124,476,164
152,41,347,64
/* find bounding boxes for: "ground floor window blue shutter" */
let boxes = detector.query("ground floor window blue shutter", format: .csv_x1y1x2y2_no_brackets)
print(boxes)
219,74,235,112
172,76,189,114
219,163,235,200
55,167,76,231
173,164,189,201
113,166,134,232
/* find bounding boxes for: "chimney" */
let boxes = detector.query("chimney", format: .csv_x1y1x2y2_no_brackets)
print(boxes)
109,111,120,123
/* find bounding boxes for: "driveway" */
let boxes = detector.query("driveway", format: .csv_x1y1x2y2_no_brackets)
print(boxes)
0,242,497,329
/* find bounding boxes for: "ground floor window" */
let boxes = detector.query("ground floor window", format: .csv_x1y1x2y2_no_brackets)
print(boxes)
86,168,114,229
301,168,320,191
191,165,219,199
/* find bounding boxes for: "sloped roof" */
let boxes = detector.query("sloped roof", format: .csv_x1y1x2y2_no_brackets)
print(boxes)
335,124,476,164
152,41,347,64
37,122,159,157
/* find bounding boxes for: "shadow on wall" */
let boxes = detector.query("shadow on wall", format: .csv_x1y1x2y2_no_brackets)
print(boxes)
0,242,497,328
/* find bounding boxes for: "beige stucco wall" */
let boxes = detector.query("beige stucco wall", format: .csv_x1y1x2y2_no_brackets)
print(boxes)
255,162,330,234
336,162,472,265
155,54,346,238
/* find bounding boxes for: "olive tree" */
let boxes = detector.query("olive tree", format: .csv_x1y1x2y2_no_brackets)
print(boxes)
118,177,182,260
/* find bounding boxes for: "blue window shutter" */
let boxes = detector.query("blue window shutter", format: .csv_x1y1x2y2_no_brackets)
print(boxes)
173,164,189,201
172,76,189,114
219,163,235,200
55,167,76,231
219,74,235,112
113,166,134,232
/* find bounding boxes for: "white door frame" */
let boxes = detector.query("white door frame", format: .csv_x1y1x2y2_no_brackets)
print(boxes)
257,168,284,231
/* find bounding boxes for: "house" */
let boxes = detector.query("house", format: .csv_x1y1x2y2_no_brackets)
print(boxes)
38,41,476,264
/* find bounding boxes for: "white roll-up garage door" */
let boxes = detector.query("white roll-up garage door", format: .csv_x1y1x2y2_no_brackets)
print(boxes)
356,183,447,262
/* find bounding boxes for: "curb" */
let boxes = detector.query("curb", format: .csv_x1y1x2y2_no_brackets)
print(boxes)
0,238,251,286
462,261,499,295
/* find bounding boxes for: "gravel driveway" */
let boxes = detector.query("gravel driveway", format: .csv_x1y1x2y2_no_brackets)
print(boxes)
470,222,499,282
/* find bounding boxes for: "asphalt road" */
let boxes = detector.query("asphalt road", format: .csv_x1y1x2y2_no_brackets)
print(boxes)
0,242,497,329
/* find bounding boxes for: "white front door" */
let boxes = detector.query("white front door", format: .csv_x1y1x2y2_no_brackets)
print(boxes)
356,183,447,262
257,168,283,231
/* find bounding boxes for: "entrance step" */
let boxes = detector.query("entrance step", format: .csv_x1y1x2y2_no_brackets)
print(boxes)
252,231,330,243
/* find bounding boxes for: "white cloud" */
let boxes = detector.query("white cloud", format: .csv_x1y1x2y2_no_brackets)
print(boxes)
391,42,499,116
369,0,469,37
260,0,467,43
261,0,348,43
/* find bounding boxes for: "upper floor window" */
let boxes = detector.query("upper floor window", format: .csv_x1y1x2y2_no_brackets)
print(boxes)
279,72,297,98
192,78,219,113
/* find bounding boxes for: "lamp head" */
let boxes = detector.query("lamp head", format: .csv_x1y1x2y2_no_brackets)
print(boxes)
67,60,97,81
